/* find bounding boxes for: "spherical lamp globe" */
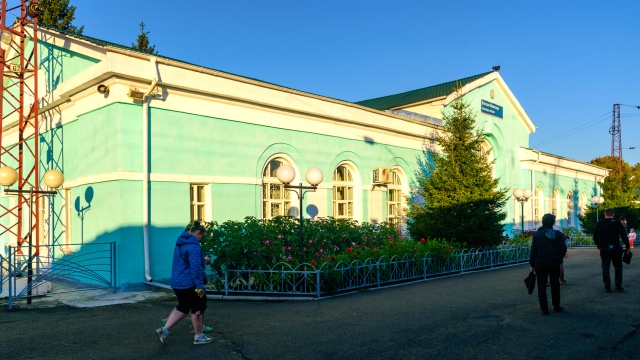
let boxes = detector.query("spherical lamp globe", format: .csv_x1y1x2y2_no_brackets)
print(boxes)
276,164,296,184
513,188,523,198
43,169,64,189
0,166,17,189
305,168,323,186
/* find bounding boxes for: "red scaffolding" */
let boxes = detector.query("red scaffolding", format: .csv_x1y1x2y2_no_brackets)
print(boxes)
0,1,42,255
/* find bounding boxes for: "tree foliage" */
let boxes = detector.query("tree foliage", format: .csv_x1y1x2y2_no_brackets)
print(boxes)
38,0,84,35
589,156,638,208
132,21,157,54
407,92,508,248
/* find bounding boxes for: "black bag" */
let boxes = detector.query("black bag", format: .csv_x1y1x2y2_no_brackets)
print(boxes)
524,271,536,295
623,251,633,265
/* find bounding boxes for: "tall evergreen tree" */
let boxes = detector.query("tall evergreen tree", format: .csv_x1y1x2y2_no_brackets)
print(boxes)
407,91,508,248
38,0,84,35
132,21,157,54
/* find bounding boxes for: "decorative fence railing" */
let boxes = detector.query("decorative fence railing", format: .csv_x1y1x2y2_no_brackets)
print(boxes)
567,235,596,247
206,245,531,298
1,242,116,310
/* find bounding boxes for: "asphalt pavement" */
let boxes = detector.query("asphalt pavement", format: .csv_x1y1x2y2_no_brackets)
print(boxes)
1,248,639,360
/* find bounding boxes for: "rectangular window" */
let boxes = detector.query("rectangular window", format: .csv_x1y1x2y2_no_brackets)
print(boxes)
387,188,403,225
333,185,354,219
190,184,207,222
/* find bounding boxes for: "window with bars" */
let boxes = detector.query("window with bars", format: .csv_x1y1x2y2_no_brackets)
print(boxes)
262,158,292,219
190,184,206,222
386,171,403,225
552,189,559,216
333,165,354,220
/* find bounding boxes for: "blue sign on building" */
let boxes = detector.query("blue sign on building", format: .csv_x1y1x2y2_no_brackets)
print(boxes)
481,100,503,118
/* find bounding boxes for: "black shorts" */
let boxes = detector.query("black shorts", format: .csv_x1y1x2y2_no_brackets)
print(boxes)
173,287,207,315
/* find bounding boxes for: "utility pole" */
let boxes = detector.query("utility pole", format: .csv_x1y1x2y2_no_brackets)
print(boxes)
610,104,622,177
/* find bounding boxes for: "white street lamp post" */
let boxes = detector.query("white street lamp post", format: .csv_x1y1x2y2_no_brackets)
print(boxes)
591,195,605,222
276,165,323,265
513,188,533,235
0,166,64,304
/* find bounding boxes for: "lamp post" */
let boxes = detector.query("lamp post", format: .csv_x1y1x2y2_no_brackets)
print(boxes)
591,195,604,222
276,165,323,265
513,188,533,235
0,166,64,304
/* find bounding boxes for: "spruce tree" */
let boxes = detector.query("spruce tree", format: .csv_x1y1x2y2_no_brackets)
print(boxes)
38,0,84,35
132,21,157,54
407,92,508,248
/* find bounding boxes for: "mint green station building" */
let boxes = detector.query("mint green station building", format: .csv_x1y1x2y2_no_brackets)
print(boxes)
0,27,607,287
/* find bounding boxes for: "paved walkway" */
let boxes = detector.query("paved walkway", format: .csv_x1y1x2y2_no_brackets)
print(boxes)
1,248,639,359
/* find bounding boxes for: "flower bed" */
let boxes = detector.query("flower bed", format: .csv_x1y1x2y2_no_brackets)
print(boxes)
197,217,532,297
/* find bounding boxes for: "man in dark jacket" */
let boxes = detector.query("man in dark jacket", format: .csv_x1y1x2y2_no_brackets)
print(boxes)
156,221,212,345
593,208,630,292
529,213,568,315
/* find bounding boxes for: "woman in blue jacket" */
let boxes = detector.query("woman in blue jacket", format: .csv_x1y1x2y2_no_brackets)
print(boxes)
156,221,212,345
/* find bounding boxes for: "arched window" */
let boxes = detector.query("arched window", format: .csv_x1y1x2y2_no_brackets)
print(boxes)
552,189,559,217
262,158,292,219
333,164,354,220
387,171,404,225
567,192,574,227
534,186,543,228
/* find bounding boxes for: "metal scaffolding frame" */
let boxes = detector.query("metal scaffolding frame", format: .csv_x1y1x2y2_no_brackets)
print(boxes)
0,1,42,256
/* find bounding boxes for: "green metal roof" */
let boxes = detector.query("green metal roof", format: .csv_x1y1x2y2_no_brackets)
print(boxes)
355,71,494,110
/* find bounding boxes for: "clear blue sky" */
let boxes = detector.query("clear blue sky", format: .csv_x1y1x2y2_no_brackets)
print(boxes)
66,1,640,165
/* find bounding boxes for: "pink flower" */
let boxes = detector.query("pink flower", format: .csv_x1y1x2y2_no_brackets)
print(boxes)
309,239,313,244
265,240,270,245
320,249,324,253
278,235,283,239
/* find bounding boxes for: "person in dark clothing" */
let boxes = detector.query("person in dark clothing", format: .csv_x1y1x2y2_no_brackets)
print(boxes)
593,208,630,292
529,213,568,315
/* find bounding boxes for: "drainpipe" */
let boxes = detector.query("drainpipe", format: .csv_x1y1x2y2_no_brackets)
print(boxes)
143,57,159,282
531,150,541,230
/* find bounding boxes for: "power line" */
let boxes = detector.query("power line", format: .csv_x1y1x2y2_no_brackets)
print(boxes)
531,111,611,148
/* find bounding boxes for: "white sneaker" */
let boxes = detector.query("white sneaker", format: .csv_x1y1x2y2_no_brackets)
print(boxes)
156,328,169,344
193,333,212,345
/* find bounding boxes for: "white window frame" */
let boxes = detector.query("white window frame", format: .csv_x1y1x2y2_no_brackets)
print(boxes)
190,184,210,222
567,192,574,227
534,186,543,228
262,158,292,219
386,171,404,225
552,189,559,217
333,164,355,220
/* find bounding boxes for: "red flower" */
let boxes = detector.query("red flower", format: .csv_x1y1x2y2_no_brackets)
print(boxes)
347,247,353,253
420,238,425,243
331,256,336,261
373,248,378,253
391,242,396,246
311,260,317,266
323,257,328,262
